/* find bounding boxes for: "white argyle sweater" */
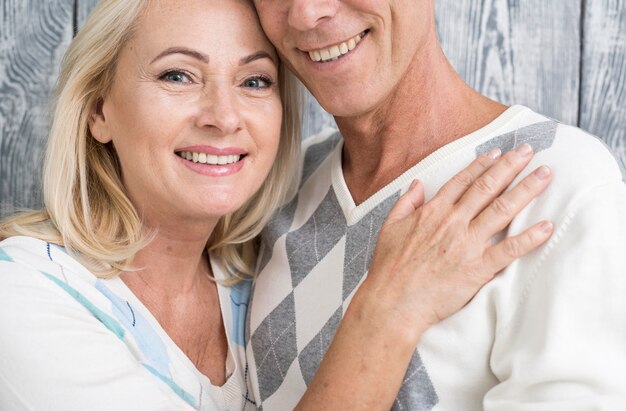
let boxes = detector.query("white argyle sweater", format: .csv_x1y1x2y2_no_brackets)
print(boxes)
245,106,626,410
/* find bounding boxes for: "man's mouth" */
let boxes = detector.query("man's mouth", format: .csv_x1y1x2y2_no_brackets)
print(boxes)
306,30,369,63
176,151,244,165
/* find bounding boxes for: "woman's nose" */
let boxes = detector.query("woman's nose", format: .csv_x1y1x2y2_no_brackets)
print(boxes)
195,88,242,135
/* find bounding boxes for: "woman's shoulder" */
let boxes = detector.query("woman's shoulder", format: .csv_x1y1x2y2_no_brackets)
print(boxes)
0,235,98,284
0,235,109,323
1,235,50,260
0,236,63,287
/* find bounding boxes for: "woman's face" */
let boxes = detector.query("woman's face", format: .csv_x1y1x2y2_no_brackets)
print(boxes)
90,0,282,229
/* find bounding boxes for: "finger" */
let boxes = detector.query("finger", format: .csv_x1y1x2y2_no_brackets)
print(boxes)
470,165,552,238
435,148,501,204
483,220,554,273
455,144,534,218
385,180,425,225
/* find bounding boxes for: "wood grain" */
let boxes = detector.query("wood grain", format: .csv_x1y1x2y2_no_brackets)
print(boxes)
0,0,74,216
436,0,581,125
580,0,626,167
0,0,624,216
76,0,100,29
302,89,337,139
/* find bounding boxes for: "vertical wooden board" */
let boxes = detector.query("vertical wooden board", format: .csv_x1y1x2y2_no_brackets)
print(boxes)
76,0,100,29
302,88,337,139
436,0,581,125
0,0,74,216
580,0,626,167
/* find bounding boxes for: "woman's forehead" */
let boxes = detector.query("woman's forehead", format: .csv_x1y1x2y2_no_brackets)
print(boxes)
132,0,275,59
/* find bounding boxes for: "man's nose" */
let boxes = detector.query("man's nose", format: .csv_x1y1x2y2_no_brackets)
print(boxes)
287,0,339,31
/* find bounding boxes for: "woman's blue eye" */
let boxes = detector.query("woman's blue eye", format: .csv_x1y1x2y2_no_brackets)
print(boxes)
160,71,190,83
243,76,273,89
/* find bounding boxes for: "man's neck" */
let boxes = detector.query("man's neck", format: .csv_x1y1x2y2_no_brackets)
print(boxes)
335,44,507,205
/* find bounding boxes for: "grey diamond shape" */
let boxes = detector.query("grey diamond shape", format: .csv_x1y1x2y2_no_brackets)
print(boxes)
392,351,439,410
258,198,299,274
476,120,557,157
343,192,400,300
298,306,343,385
286,188,347,288
250,292,298,401
301,131,342,186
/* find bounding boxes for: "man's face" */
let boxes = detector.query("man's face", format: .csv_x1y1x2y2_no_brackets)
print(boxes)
254,0,434,118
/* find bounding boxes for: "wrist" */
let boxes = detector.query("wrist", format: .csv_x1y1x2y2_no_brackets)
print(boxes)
346,280,427,351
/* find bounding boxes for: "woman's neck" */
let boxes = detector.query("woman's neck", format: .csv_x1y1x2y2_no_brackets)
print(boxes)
119,223,229,385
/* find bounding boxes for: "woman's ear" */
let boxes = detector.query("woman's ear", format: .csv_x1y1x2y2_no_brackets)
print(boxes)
88,98,112,144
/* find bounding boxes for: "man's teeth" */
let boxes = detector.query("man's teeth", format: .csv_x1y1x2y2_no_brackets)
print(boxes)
179,151,241,165
308,32,364,63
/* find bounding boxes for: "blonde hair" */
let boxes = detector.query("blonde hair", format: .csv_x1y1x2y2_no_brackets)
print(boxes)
0,0,302,282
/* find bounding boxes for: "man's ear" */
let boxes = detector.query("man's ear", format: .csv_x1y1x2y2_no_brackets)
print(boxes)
88,98,112,144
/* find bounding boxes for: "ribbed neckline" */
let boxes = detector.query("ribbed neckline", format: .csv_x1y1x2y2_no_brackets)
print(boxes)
331,105,530,224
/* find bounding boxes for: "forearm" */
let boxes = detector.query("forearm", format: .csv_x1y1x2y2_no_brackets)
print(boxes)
295,285,424,410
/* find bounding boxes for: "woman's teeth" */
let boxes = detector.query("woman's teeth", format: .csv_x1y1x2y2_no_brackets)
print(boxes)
178,151,241,165
308,31,366,63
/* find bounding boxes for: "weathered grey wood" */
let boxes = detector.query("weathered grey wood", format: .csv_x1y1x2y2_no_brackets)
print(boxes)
76,0,100,29
0,0,74,216
301,90,336,139
436,0,581,126
1,0,624,217
580,0,626,167
305,1,586,138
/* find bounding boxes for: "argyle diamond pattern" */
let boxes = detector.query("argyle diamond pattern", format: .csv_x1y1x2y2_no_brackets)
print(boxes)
250,292,298,401
249,122,563,408
286,188,347,289
342,193,399,300
476,120,557,156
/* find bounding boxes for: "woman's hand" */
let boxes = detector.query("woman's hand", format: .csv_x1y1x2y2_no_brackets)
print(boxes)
297,144,553,410
364,143,553,340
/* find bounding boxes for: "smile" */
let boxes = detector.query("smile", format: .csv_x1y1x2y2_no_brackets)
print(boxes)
177,151,243,165
307,30,368,63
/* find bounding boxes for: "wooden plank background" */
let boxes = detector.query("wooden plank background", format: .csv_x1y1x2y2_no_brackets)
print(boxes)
1,0,625,217
0,0,74,214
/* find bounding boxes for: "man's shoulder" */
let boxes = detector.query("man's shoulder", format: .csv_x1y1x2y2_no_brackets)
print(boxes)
487,106,624,186
300,127,342,187
302,127,342,152
546,121,624,185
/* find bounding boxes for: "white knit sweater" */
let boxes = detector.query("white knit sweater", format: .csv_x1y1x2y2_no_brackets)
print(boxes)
246,105,626,410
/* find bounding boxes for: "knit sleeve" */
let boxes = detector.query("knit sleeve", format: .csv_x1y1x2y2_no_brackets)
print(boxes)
484,180,626,410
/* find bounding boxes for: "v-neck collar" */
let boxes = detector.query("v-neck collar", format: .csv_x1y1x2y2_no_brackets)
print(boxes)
330,105,529,225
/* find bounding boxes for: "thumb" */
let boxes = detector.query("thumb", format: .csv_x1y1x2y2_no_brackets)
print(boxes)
385,180,425,225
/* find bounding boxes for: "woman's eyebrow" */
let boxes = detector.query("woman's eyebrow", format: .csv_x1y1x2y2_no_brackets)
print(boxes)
239,51,275,66
151,47,210,64
150,48,274,66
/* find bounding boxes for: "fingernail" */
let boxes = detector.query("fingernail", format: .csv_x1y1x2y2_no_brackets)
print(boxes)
540,221,553,233
487,148,502,160
409,179,419,190
516,143,533,156
534,165,551,179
